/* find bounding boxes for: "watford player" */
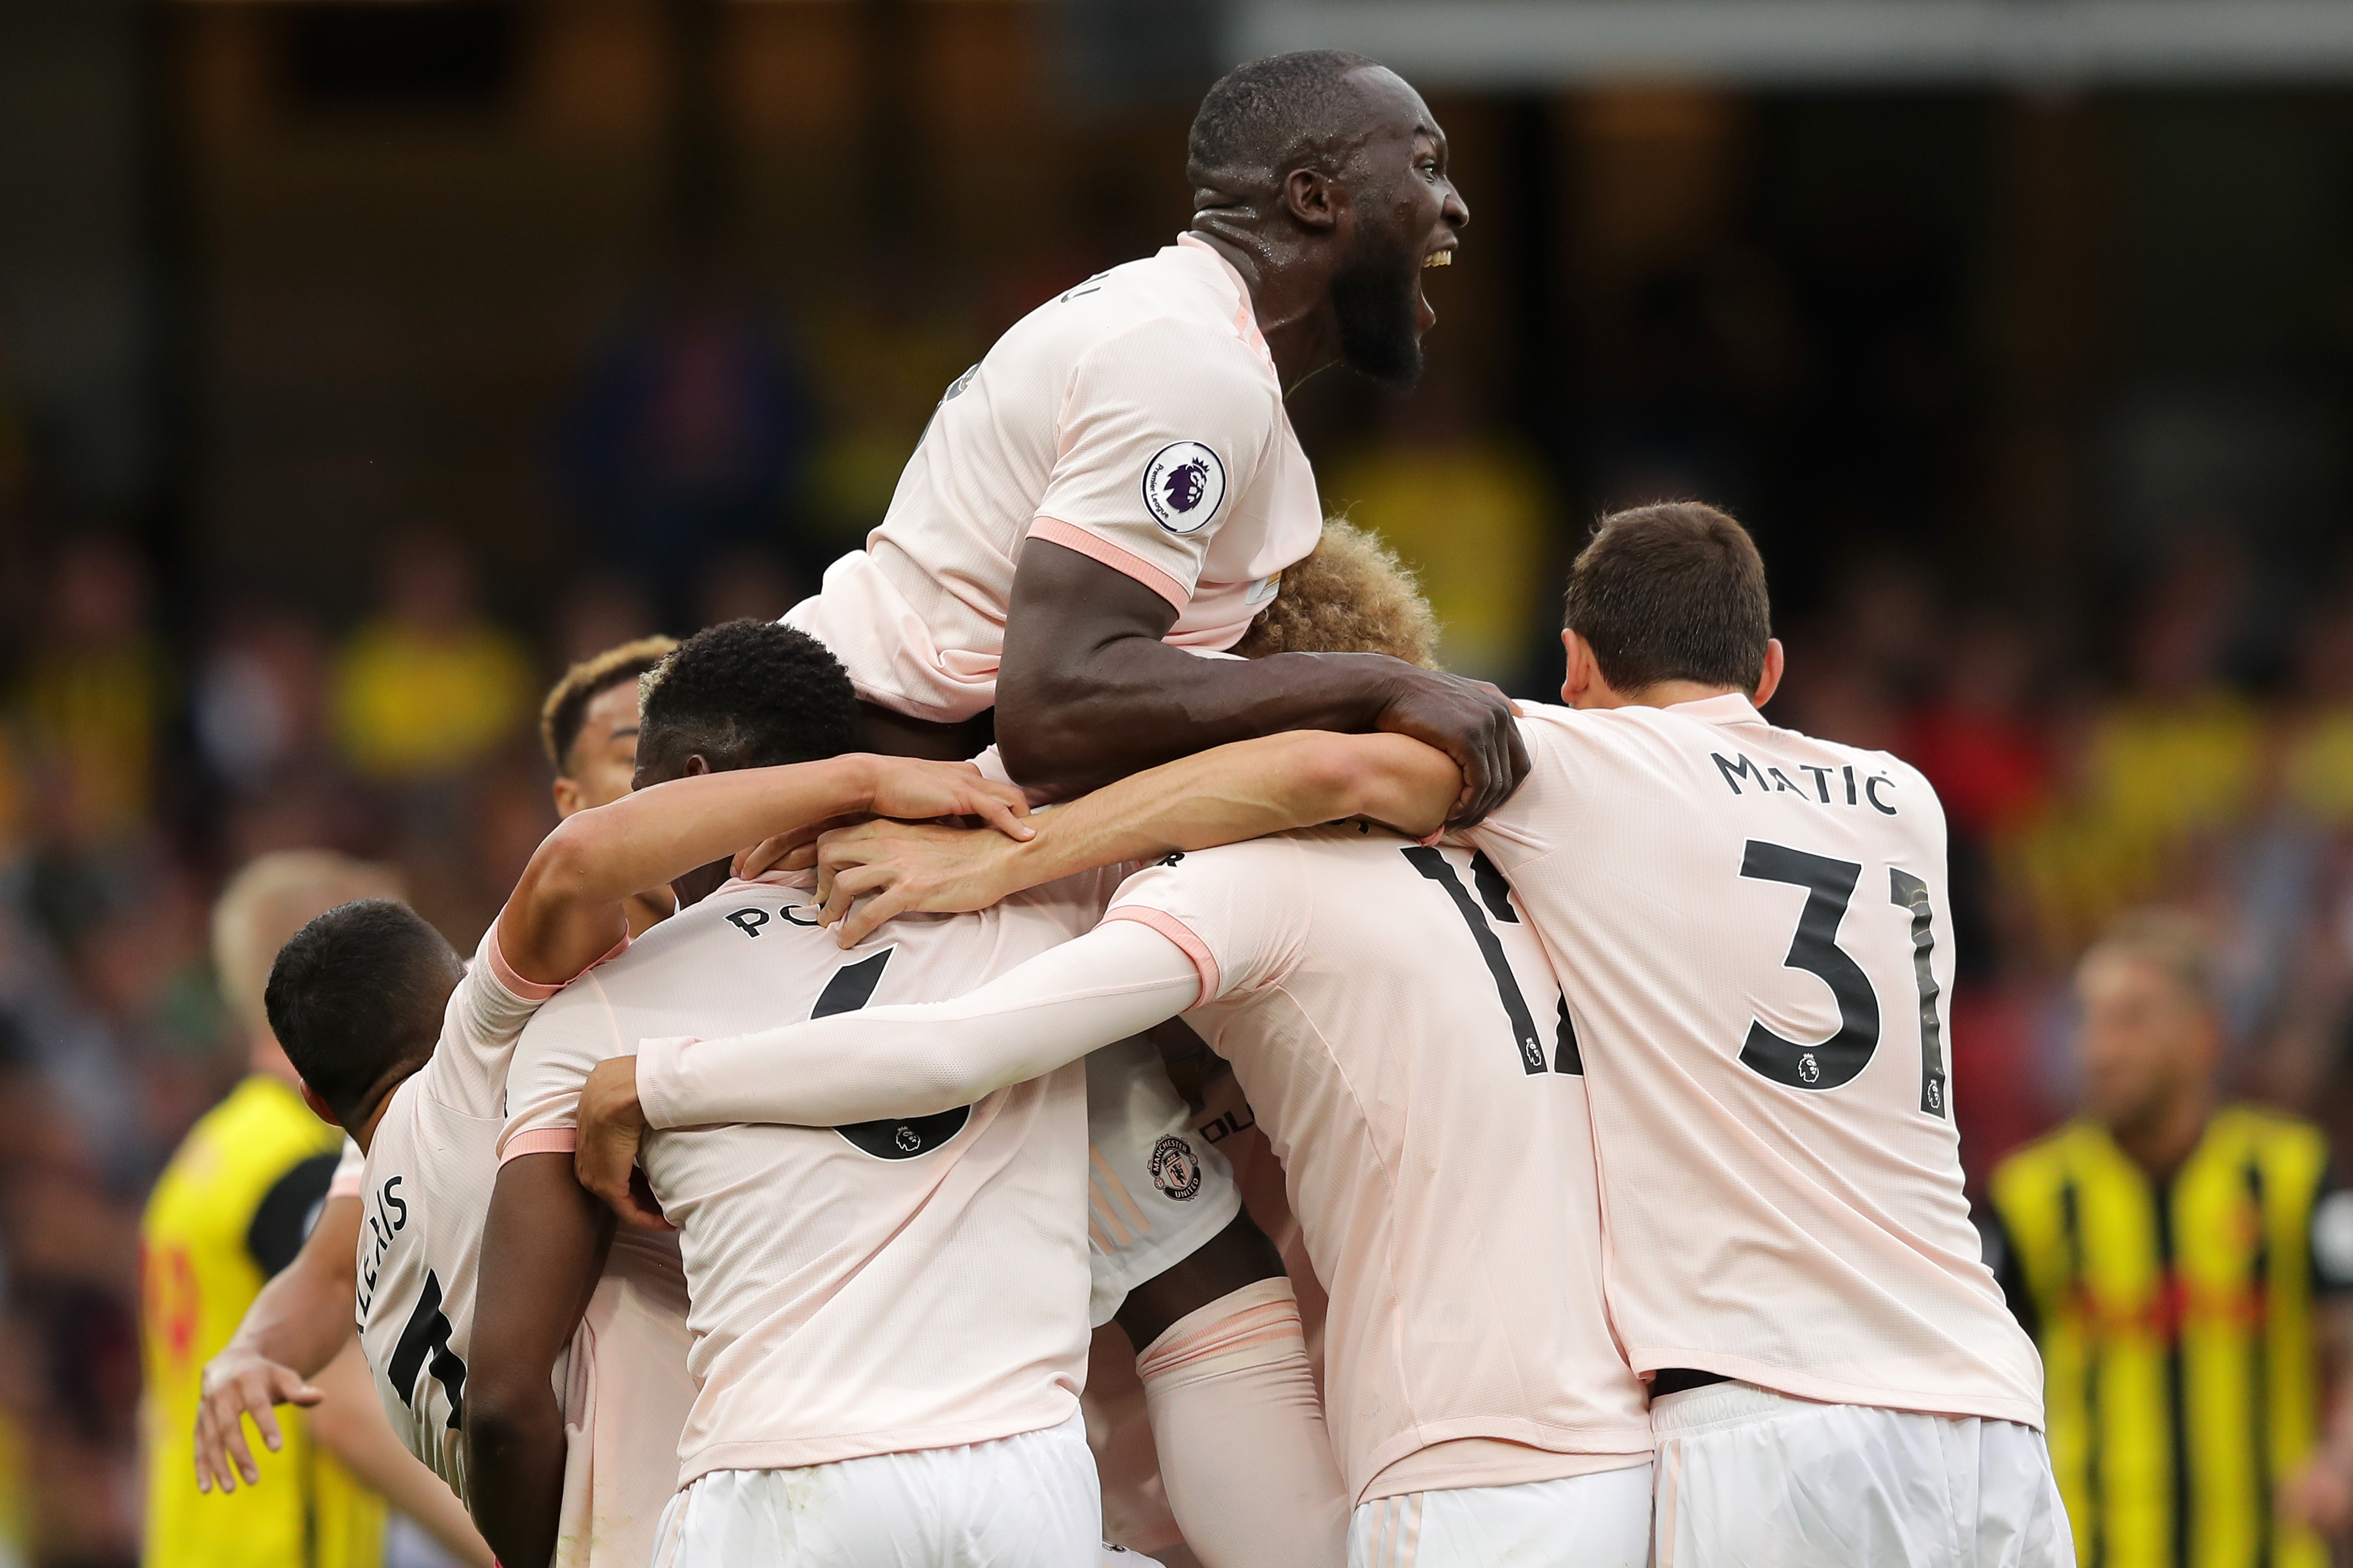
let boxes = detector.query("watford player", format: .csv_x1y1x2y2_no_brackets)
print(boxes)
143,850,482,1568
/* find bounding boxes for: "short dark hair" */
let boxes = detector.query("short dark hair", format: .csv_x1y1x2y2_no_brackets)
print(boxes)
539,635,677,774
264,899,462,1127
1563,502,1771,695
1187,50,1383,194
637,619,858,777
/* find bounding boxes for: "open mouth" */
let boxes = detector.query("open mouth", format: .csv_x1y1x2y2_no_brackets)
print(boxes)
1422,251,1452,269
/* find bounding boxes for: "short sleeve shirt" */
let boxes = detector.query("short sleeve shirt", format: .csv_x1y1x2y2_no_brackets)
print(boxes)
501,867,1127,1485
1469,697,2045,1426
784,235,1323,721
1104,827,1651,1504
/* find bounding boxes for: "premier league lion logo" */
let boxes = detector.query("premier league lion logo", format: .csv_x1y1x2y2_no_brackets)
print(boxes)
1142,441,1226,534
1149,1134,1203,1201
1161,458,1210,514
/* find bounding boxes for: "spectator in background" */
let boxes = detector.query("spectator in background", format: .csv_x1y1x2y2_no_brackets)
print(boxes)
331,530,532,786
1324,385,1551,685
144,851,492,1568
2019,543,2262,957
557,280,811,622
2284,576,2353,827
1983,909,2353,1566
9,536,166,843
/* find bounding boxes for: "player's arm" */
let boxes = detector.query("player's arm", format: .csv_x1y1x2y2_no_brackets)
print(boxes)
998,538,1522,824
498,753,1034,986
303,1342,495,1567
464,1153,612,1568
813,729,1462,945
574,921,1198,1222
195,1192,363,1494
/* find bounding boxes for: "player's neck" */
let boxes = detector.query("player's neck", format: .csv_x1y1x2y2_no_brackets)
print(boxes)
1185,226,1338,393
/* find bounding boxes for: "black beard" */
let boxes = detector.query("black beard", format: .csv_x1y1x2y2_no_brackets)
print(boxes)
1329,222,1425,390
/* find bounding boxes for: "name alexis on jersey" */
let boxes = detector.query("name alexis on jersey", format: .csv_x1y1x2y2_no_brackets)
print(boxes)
1711,751,1901,815
357,1175,406,1319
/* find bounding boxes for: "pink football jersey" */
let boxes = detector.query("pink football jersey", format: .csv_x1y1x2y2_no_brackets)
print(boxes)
1469,695,2045,1425
784,236,1323,721
1104,827,1654,1504
501,867,1126,1487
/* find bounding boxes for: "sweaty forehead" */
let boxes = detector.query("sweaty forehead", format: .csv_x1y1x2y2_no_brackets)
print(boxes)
1347,66,1436,144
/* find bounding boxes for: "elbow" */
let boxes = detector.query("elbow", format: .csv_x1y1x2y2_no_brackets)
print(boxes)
995,675,1099,790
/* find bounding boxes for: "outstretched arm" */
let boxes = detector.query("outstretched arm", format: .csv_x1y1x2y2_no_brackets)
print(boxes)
498,753,1033,986
574,921,1199,1220
195,1194,363,1494
998,540,1521,823
813,728,1463,945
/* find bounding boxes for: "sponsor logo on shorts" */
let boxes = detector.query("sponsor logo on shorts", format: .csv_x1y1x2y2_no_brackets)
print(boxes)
1143,441,1226,534
1148,1134,1203,1201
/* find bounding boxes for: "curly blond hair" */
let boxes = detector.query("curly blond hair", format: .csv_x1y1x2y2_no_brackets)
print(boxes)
1232,520,1441,668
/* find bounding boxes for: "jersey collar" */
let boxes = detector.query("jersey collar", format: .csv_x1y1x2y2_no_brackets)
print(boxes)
1174,232,1272,363
1664,692,1765,727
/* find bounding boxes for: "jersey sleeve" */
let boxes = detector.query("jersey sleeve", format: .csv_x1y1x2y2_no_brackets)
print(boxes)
326,1136,365,1201
416,921,568,1121
1463,706,1598,874
1028,318,1280,613
1099,839,1309,1003
497,979,622,1162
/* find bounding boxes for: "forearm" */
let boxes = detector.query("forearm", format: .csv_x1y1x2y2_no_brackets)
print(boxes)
222,1196,361,1378
527,756,878,911
999,638,1406,795
466,1156,609,1568
641,922,1199,1128
305,1343,493,1567
980,732,1456,899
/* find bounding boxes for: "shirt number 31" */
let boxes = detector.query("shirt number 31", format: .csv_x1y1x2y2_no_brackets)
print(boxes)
1738,840,1946,1115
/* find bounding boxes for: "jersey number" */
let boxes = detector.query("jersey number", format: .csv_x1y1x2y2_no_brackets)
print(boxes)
1737,840,1946,1114
812,948,972,1160
1402,847,1581,1075
389,1270,466,1429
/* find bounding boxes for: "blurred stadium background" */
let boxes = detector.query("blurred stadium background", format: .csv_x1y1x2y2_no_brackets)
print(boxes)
8,0,2353,1562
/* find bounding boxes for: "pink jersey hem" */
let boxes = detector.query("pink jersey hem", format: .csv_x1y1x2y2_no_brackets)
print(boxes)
1631,1350,2045,1431
1358,1440,1653,1507
499,1127,578,1164
1027,518,1191,612
674,1394,1082,1489
326,1173,363,1201
1103,907,1220,999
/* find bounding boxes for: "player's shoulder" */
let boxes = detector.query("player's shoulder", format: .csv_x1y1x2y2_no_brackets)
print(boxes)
2209,1102,2330,1166
1990,1118,2117,1195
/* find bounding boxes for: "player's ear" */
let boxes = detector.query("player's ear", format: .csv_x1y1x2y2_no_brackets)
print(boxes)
552,775,584,819
1753,639,1786,707
298,1080,339,1130
1559,628,1594,706
681,753,712,778
1282,166,1341,232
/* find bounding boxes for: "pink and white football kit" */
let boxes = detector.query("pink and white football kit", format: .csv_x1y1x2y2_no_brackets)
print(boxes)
785,236,1323,721
501,867,1131,1567
628,828,1658,1567
355,923,693,1568
1466,696,2060,1564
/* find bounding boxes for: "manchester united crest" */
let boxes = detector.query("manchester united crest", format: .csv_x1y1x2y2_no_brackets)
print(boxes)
1149,1134,1203,1201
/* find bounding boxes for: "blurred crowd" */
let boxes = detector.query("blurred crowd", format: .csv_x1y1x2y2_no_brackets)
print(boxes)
2,351,2353,1568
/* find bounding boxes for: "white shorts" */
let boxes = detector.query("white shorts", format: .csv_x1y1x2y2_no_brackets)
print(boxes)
1651,1381,2073,1568
1348,1463,1653,1568
653,1409,1102,1567
1084,1038,1242,1327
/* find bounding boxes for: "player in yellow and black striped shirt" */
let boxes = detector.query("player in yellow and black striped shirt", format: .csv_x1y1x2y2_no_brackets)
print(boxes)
1984,910,2353,1568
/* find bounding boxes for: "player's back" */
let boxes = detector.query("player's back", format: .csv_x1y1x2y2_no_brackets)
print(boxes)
786,236,1320,720
142,1075,384,1568
505,869,1114,1489
357,928,693,1568
1470,695,2043,1423
1104,827,1653,1505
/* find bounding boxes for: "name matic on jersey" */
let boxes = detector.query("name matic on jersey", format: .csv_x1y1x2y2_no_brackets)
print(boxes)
1712,751,1899,815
